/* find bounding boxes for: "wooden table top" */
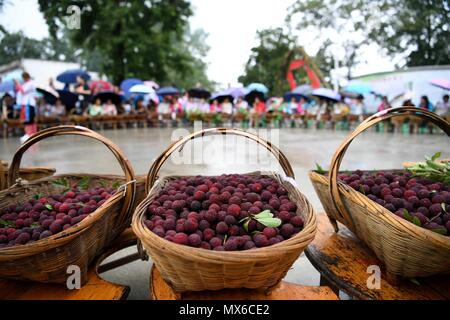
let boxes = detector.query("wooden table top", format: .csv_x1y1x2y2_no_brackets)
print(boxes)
305,214,450,300
149,266,339,300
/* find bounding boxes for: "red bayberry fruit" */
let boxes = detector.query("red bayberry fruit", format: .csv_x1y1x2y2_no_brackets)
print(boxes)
173,233,189,245
227,204,241,217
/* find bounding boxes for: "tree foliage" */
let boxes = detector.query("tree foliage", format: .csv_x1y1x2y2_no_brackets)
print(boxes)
287,0,450,74
238,28,296,97
367,0,450,66
37,0,212,88
0,29,77,65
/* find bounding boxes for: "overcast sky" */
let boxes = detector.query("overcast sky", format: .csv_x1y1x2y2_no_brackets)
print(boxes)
0,0,395,88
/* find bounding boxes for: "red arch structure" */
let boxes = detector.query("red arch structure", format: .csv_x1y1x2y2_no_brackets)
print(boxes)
286,47,327,90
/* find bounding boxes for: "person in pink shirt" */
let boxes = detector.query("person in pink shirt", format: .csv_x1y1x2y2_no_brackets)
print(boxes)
377,96,391,112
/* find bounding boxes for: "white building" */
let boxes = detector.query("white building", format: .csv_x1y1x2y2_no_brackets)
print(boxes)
0,58,99,90
348,65,450,112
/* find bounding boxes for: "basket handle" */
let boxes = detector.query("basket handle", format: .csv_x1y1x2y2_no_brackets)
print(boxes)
8,125,137,228
145,127,295,193
328,107,450,231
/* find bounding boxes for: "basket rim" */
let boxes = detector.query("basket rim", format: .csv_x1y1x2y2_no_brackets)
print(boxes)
132,172,317,260
309,170,450,244
0,173,128,256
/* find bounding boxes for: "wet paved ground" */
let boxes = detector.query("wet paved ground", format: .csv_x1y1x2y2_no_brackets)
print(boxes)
1,127,448,299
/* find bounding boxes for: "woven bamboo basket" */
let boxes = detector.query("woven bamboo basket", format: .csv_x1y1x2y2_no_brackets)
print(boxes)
0,160,56,191
0,125,142,285
309,107,450,280
132,127,317,293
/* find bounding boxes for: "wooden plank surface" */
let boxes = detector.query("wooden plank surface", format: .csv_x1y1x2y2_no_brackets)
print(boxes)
0,268,129,300
150,266,339,300
305,214,450,300
0,228,138,300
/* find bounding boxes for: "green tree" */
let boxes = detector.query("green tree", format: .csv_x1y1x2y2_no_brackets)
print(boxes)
287,0,369,79
0,29,47,65
37,0,203,85
366,0,450,66
165,27,216,91
287,0,450,72
238,28,296,96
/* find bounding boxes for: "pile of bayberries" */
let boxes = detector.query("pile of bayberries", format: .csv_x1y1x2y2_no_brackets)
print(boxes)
338,170,450,235
0,178,117,248
144,174,304,251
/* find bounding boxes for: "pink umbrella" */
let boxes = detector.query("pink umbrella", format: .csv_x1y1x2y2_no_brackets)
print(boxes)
90,80,113,92
430,79,450,91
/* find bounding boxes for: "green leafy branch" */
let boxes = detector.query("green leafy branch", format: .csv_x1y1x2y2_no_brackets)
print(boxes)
239,210,282,232
407,152,450,185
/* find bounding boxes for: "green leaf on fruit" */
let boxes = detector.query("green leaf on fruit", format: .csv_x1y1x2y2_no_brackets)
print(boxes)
255,217,282,228
52,178,69,188
45,204,53,211
77,176,91,191
112,181,121,189
411,216,421,227
243,219,250,232
251,231,261,235
33,192,44,200
98,180,108,188
30,224,40,229
0,219,15,227
431,227,447,235
315,163,326,174
403,210,414,223
254,210,273,219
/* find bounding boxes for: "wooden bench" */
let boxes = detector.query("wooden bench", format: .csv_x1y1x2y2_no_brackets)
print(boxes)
305,214,450,300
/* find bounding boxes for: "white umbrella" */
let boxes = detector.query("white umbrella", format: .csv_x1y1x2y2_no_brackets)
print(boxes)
144,80,159,90
129,84,155,94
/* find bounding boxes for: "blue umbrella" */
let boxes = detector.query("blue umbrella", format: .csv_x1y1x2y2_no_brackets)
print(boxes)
56,69,91,84
0,80,16,93
312,88,341,102
292,84,312,96
246,83,268,94
284,92,307,102
120,78,143,93
157,86,179,96
344,82,373,94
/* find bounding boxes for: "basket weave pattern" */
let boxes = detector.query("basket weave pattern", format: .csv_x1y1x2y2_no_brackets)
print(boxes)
310,107,450,278
132,128,317,292
0,125,142,285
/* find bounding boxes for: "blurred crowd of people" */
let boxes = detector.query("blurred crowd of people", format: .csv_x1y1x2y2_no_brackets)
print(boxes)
1,71,449,142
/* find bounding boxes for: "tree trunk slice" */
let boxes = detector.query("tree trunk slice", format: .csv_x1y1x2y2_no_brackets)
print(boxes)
149,266,339,300
0,228,138,300
305,214,450,300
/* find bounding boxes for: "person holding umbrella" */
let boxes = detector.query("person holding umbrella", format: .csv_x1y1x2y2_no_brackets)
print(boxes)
74,76,91,95
14,72,37,143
